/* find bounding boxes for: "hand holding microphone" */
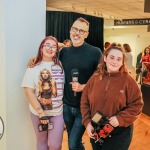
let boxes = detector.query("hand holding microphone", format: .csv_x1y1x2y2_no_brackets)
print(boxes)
70,69,86,96
71,69,79,96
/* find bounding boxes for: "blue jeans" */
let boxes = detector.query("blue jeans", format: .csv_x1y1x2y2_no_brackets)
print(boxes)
63,104,85,150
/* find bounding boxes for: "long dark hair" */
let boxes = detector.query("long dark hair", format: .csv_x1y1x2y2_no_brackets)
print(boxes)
143,47,150,56
35,36,63,73
94,43,128,79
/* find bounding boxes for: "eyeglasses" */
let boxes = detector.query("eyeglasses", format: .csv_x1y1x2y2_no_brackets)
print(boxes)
43,45,57,51
71,27,88,35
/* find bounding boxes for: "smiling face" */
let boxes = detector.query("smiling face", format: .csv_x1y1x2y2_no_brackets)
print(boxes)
41,39,57,61
70,20,89,47
104,49,123,73
41,69,50,80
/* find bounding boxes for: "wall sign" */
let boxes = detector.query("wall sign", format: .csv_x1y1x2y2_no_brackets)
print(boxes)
114,18,150,26
0,117,4,140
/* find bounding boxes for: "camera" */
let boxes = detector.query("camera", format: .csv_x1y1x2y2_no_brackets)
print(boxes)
38,123,53,132
91,112,114,144
92,112,103,125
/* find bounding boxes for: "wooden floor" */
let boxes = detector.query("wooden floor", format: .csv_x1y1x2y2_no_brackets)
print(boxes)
62,113,150,150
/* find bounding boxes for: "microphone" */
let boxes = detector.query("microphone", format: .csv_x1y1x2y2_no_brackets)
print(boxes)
71,69,79,96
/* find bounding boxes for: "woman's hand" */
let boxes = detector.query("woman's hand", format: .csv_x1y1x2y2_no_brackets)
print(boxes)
109,116,119,127
86,122,95,139
39,112,49,124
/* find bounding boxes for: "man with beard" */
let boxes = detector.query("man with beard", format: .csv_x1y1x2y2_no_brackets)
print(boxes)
28,17,102,150
59,17,102,150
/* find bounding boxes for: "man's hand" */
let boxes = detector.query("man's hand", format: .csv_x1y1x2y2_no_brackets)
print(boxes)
109,116,119,127
70,82,85,92
86,122,95,139
27,57,36,68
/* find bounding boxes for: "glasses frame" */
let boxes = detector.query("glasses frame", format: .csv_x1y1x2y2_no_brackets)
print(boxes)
43,45,57,51
71,27,88,35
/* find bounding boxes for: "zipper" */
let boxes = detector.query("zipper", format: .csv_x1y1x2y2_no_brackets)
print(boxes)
105,75,111,92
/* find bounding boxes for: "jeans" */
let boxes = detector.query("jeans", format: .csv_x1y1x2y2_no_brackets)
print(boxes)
63,104,85,150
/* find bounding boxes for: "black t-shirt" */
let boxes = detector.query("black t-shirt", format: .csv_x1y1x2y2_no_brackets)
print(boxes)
59,42,102,108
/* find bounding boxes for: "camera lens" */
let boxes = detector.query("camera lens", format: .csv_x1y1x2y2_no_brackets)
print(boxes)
42,124,48,130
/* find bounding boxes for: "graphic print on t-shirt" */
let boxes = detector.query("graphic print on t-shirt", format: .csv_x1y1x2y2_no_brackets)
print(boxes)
38,68,57,110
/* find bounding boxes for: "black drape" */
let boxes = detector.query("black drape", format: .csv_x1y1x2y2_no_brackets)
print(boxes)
46,11,104,51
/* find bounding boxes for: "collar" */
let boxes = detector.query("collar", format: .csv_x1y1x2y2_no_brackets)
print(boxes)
104,70,121,77
72,42,86,49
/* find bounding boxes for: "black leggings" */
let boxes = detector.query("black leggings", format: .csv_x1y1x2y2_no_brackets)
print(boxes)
90,125,133,150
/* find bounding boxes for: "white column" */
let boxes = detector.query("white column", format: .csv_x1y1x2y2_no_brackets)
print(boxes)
0,0,46,149
0,0,6,149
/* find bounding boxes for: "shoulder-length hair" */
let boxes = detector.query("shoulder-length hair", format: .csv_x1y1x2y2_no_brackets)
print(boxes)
94,43,128,79
123,43,132,52
35,36,63,73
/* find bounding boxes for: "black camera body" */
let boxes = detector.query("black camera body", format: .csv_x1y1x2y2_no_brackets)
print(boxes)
91,112,114,144
38,123,53,132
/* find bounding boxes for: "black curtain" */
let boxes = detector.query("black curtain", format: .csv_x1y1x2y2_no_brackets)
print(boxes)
46,11,104,51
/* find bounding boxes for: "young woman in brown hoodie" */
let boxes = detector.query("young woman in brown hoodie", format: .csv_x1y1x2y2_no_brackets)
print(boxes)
81,43,144,150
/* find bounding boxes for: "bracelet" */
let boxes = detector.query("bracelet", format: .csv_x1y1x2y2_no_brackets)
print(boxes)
40,116,50,120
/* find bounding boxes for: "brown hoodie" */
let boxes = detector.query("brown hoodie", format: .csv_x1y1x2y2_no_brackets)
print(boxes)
81,72,144,127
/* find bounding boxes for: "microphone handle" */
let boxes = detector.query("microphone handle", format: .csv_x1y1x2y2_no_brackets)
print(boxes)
72,77,78,97
74,92,77,97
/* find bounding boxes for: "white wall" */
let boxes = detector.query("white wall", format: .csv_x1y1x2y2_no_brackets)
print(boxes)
0,0,46,150
0,0,6,149
104,26,150,66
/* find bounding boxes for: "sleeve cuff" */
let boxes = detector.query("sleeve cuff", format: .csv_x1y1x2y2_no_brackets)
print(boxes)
83,119,91,128
116,115,125,127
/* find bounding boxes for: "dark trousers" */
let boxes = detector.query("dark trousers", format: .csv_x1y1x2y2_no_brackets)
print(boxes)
63,104,85,150
90,125,133,150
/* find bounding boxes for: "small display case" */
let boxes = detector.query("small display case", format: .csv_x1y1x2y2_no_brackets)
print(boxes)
141,62,150,86
141,62,150,116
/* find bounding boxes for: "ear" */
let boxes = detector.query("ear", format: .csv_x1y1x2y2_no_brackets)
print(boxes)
70,29,72,34
104,56,107,62
85,32,89,38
